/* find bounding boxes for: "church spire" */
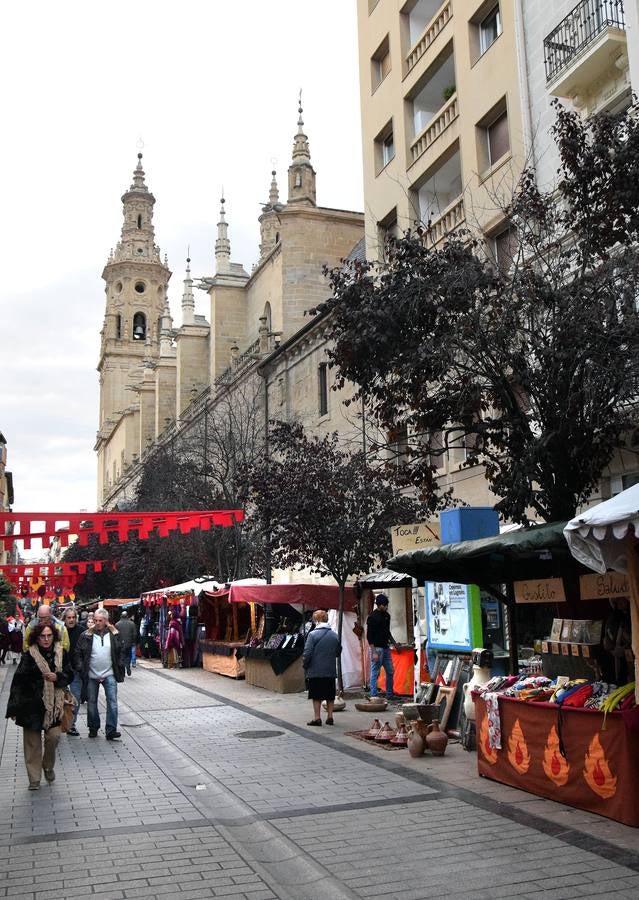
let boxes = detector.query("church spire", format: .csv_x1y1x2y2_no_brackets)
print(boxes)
269,170,280,206
160,297,174,357
130,152,149,193
181,252,195,325
215,193,231,274
288,91,316,206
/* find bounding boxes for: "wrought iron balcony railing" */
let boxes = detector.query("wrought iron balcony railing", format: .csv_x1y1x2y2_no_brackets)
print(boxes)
544,0,625,84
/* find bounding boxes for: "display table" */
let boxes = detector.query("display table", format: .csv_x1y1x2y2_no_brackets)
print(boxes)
201,640,245,679
244,649,305,693
475,695,639,827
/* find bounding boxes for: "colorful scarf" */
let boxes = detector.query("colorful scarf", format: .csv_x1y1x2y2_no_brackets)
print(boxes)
28,643,65,730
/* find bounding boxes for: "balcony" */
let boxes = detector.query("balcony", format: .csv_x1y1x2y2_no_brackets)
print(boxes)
428,196,465,246
544,0,627,98
405,0,452,76
414,147,464,244
410,93,458,165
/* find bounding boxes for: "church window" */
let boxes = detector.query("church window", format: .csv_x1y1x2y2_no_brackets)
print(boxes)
115,281,123,293
275,231,280,244
318,363,328,417
134,281,146,294
295,172,302,188
137,214,142,229
116,314,122,339
133,312,146,341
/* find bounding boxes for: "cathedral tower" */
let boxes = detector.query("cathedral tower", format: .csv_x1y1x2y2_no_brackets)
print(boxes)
287,96,316,206
97,153,171,431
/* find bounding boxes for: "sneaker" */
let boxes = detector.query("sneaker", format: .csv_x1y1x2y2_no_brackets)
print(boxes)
88,730,98,738
106,731,121,741
43,769,55,783
66,728,80,737
28,782,40,791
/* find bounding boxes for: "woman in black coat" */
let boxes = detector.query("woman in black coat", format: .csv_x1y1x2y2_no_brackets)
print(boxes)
6,622,73,790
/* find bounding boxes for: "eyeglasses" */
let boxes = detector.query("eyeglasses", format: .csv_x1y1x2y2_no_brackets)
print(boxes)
39,634,54,640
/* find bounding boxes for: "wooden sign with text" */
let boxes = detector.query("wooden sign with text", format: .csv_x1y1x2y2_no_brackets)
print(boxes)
580,572,630,600
514,577,566,604
391,522,441,555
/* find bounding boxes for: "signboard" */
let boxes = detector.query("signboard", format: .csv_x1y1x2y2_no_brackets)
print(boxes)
514,578,566,604
425,581,482,653
391,522,440,555
580,572,630,600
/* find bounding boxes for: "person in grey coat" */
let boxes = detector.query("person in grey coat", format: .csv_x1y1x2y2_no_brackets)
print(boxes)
115,611,137,676
302,610,341,727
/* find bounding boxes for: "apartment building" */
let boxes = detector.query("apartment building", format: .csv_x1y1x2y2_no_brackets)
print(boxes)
357,0,528,261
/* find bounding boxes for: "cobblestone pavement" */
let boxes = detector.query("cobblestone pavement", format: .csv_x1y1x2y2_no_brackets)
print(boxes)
1,665,639,900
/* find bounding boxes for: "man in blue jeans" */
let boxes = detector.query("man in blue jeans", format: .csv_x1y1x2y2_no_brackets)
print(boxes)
366,594,398,698
75,609,124,740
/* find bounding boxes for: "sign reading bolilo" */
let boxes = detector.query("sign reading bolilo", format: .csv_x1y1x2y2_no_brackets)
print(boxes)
390,522,441,555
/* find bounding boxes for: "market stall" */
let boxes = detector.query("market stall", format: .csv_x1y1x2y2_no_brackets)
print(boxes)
228,582,360,693
141,577,220,667
388,520,638,826
199,579,265,678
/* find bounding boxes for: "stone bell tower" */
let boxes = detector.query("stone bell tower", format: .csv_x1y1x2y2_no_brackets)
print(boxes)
287,95,316,206
97,153,172,432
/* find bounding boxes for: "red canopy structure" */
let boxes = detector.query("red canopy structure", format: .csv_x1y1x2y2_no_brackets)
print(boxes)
214,582,358,611
0,509,244,550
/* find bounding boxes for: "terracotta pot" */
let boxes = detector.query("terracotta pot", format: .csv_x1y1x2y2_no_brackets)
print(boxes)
426,720,448,756
367,718,383,738
407,725,425,757
390,722,408,746
374,721,395,743
413,720,430,741
355,698,388,712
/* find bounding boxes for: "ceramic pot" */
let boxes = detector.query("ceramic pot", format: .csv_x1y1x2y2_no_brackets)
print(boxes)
367,718,383,738
426,720,448,756
407,725,425,757
390,722,408,746
395,711,406,729
413,720,430,742
323,693,346,712
374,722,395,743
463,664,492,721
355,698,388,712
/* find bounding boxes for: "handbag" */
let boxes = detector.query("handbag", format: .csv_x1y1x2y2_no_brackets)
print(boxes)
60,690,77,734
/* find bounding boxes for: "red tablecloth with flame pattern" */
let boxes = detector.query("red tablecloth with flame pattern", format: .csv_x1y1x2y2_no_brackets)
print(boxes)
474,695,639,827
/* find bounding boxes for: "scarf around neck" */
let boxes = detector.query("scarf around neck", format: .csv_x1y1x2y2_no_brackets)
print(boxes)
29,643,64,730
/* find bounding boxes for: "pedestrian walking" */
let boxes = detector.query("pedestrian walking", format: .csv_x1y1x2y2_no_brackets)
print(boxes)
0,618,9,665
5,622,74,790
23,604,70,652
75,609,124,740
115,610,137,675
61,607,85,736
366,593,397,699
302,610,341,727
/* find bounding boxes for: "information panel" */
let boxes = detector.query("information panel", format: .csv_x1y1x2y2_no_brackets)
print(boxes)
425,581,482,653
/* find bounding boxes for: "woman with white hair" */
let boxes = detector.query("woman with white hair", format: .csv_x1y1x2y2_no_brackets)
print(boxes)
302,610,341,727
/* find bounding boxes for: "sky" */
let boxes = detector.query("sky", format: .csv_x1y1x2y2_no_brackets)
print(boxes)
0,0,364,515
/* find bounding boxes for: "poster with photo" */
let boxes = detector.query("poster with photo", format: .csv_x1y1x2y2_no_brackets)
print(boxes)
425,582,482,652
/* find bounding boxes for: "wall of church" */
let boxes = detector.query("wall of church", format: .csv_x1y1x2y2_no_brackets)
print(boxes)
245,248,284,345
155,359,177,437
176,328,210,417
100,410,139,500
209,283,252,380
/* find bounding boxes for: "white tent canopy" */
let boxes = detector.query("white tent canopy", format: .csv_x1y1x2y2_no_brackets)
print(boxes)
564,483,639,574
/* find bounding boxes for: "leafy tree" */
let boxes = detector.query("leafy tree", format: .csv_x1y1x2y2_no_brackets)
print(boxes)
315,100,639,524
0,573,17,619
243,421,426,689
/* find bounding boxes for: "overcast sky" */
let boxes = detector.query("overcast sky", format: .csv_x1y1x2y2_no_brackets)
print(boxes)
0,0,364,516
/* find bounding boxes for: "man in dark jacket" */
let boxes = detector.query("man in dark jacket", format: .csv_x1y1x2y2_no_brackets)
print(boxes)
366,594,397,699
115,610,137,676
62,607,85,736
75,609,124,741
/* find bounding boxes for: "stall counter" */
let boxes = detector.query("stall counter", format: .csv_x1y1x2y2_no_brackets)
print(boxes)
201,640,245,679
475,694,639,827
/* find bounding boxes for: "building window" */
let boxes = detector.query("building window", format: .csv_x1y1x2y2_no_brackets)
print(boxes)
134,281,146,294
137,214,142,229
479,4,501,54
375,121,395,174
388,425,409,468
476,100,509,174
133,312,146,341
429,429,446,471
371,35,391,91
115,314,122,339
491,224,517,270
318,363,328,416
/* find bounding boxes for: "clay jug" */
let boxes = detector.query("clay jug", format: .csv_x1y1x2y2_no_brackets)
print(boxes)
367,718,382,738
426,720,448,756
463,664,492,721
407,725,425,757
375,721,394,742
390,722,408,746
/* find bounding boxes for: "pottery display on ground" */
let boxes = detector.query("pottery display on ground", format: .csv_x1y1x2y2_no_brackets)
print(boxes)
323,693,346,712
390,722,408,746
355,698,388,712
401,702,420,721
367,718,383,738
374,722,395,743
426,720,448,756
407,725,425,757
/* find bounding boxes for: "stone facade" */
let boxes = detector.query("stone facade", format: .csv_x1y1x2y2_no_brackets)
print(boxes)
97,107,365,510
0,432,16,566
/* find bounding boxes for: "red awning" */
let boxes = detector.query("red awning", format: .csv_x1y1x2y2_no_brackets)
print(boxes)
219,582,358,611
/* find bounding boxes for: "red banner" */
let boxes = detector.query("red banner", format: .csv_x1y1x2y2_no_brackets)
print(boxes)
0,509,244,550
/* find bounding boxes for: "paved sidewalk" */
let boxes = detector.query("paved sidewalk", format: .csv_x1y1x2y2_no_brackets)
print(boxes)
0,663,637,900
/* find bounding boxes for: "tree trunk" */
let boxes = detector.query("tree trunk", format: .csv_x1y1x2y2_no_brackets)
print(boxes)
336,582,345,694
